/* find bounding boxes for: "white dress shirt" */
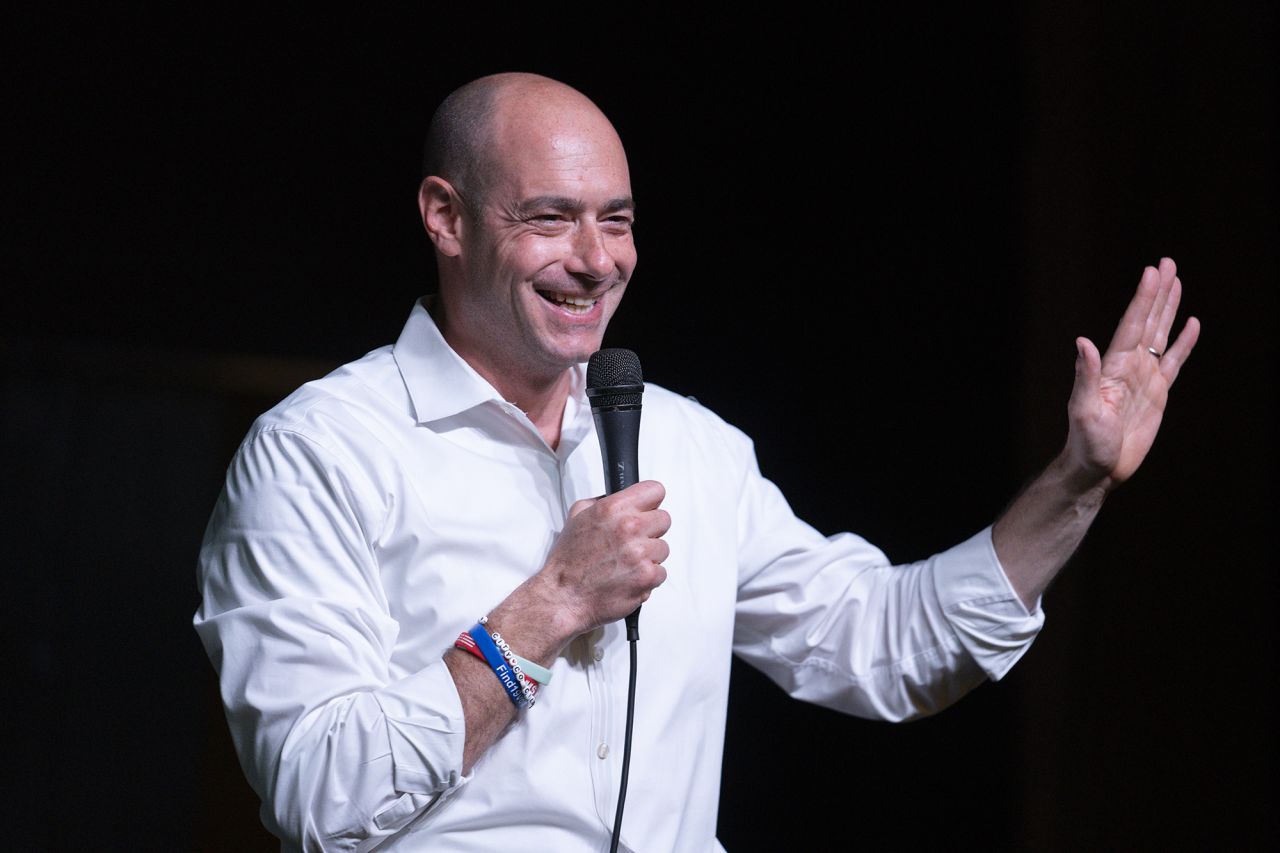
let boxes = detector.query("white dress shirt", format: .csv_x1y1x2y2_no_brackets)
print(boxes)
194,300,1044,852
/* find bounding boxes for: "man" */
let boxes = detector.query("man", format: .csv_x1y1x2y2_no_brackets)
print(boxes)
195,73,1199,851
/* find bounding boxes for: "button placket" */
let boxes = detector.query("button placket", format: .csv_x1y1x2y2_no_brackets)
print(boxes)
559,428,620,833
584,625,615,829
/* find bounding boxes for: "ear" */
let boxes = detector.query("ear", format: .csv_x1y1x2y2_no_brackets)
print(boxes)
419,176,466,257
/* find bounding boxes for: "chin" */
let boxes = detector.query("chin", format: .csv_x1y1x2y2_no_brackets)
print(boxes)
552,345,602,369
543,334,608,368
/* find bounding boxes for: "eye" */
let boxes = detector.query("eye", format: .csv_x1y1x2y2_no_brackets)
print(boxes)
526,213,571,230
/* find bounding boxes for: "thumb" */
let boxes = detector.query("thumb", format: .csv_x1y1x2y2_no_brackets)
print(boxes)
1073,336,1102,399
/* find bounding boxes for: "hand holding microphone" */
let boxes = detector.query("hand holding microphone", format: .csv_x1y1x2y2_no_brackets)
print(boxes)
539,349,668,637
548,482,670,632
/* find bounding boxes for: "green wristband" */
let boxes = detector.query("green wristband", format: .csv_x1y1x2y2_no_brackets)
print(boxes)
510,652,553,684
479,615,553,684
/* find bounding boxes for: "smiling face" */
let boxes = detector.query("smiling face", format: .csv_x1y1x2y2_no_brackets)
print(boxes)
430,82,636,391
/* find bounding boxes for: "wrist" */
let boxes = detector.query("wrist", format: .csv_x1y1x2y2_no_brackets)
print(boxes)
484,573,584,666
1051,446,1116,503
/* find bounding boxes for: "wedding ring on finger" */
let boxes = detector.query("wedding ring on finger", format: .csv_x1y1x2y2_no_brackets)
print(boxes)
1147,346,1163,359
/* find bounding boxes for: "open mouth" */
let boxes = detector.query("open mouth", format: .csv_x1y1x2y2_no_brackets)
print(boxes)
536,290,598,315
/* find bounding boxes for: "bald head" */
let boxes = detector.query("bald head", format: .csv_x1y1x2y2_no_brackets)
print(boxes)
416,72,636,396
423,73,617,207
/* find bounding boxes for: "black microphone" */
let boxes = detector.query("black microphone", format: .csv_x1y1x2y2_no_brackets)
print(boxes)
586,348,644,639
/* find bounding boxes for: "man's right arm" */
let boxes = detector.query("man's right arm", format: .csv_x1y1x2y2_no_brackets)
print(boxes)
442,480,669,773
195,427,668,848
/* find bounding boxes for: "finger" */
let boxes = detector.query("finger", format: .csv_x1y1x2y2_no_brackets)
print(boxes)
1151,275,1182,354
638,507,672,538
1159,316,1201,385
568,497,600,518
612,479,666,510
1141,262,1176,349
1109,265,1161,353
625,536,669,570
644,556,668,589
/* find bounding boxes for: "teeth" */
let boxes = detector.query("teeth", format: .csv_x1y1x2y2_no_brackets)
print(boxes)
539,291,597,313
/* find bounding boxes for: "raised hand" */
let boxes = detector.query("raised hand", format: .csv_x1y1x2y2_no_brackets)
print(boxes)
993,258,1202,605
1065,257,1201,490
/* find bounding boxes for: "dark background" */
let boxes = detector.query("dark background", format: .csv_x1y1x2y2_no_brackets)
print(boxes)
4,5,1275,850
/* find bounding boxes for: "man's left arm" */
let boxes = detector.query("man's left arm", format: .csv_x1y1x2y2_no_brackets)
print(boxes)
992,257,1200,607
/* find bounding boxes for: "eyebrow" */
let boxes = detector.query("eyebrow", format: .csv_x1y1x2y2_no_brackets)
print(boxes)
515,195,636,216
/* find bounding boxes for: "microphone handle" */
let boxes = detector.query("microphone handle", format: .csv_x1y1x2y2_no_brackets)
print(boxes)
592,407,641,495
591,406,642,640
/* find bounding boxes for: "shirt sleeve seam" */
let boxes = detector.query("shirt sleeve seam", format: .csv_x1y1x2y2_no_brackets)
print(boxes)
250,424,391,567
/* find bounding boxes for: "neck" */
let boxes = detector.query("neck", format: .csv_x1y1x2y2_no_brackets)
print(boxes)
432,302,573,450
491,368,572,451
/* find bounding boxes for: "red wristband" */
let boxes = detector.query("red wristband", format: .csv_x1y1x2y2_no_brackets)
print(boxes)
454,632,541,687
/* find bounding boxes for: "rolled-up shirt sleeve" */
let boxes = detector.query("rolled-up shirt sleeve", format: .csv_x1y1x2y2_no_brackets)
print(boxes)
731,440,1044,723
194,426,468,851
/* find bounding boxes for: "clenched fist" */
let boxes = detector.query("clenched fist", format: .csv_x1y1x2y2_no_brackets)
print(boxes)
541,480,671,634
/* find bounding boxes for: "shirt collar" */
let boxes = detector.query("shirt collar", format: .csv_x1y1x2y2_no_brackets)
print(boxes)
393,297,589,428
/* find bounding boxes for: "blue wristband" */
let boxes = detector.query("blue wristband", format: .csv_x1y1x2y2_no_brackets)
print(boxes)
479,615,551,685
469,622,529,709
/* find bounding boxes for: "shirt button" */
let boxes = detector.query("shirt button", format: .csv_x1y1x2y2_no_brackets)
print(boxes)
592,646,604,661
597,743,610,760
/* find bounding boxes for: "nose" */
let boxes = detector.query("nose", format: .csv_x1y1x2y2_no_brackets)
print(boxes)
565,220,615,282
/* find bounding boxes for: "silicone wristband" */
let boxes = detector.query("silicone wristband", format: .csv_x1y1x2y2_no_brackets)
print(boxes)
493,637,540,707
468,623,530,709
454,633,489,665
455,632,543,686
489,631,551,690
477,616,553,684
456,632,545,700
509,650,553,685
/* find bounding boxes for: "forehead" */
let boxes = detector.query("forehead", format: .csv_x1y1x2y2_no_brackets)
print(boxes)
484,96,632,203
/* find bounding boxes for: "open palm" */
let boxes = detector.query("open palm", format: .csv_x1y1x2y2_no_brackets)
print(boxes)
1066,257,1201,488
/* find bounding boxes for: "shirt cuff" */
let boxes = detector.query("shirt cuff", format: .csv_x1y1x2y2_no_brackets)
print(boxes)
373,660,469,797
931,526,1045,681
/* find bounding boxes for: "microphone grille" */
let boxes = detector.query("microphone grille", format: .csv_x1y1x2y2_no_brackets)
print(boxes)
587,348,643,406
588,348,643,388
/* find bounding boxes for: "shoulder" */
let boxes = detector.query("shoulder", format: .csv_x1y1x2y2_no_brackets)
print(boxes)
246,345,408,456
642,381,757,467
223,346,414,505
643,382,745,433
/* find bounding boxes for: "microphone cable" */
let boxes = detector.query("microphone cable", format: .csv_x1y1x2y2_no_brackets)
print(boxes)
609,624,639,853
